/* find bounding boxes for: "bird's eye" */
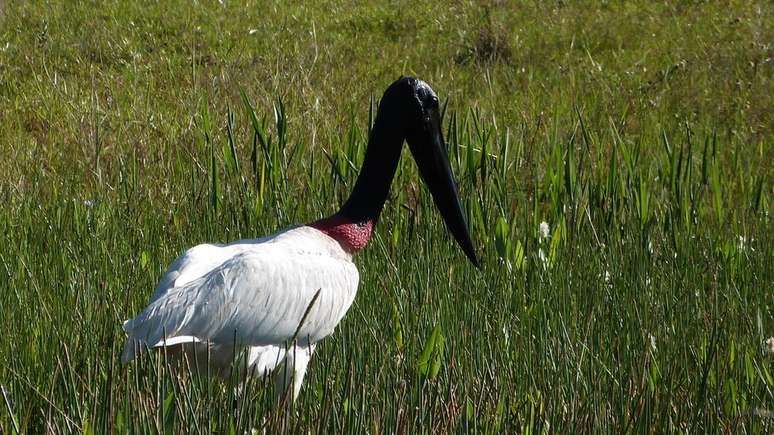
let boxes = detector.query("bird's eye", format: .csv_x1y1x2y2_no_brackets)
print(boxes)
430,96,439,107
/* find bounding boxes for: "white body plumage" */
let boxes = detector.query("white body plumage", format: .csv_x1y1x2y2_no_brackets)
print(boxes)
122,226,359,399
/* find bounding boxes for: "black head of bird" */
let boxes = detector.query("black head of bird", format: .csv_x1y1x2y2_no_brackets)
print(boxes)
333,76,479,267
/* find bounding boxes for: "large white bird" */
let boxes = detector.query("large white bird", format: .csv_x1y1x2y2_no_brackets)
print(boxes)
122,77,479,400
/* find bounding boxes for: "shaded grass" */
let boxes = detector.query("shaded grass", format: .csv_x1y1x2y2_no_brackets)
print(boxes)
0,0,772,432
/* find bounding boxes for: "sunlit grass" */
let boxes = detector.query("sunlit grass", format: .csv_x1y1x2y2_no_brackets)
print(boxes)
0,0,772,432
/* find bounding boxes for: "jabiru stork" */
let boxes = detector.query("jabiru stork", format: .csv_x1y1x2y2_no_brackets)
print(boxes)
121,77,478,400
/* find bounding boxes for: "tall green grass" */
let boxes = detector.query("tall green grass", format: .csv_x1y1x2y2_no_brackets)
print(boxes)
1,98,770,432
0,0,772,432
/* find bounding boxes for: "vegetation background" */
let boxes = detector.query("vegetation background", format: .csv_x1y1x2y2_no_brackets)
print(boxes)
0,0,771,432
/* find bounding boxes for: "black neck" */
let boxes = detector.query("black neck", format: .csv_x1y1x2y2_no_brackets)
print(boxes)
338,116,404,223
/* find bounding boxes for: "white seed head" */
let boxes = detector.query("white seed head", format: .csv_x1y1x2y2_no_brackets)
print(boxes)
539,221,550,240
764,337,774,355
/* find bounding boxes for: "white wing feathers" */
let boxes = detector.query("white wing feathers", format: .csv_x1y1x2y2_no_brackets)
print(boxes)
122,227,359,363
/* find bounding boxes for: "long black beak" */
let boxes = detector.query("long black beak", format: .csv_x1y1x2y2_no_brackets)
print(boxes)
407,113,479,268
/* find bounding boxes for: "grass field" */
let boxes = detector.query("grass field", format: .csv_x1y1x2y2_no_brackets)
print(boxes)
1,0,772,432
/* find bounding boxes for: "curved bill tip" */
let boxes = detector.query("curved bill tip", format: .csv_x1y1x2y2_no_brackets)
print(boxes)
467,249,481,269
455,219,480,269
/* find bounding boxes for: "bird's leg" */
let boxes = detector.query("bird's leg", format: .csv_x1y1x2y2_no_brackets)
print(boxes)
273,343,315,402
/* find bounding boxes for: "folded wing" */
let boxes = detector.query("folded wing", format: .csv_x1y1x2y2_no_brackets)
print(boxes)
122,229,359,362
